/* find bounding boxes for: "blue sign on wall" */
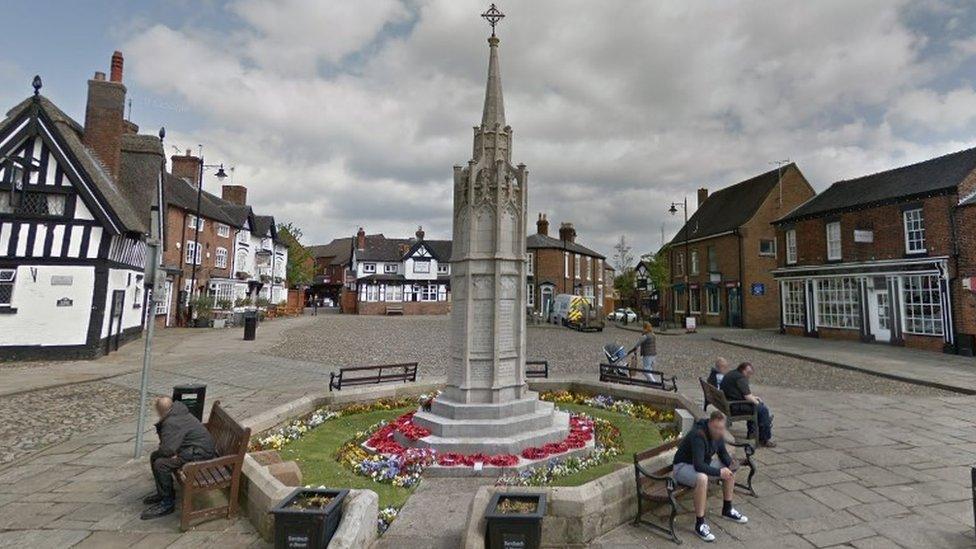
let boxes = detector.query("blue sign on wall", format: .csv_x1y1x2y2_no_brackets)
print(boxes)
751,282,765,296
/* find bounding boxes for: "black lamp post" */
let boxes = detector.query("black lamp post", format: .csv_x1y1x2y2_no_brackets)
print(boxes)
669,198,690,326
187,154,229,323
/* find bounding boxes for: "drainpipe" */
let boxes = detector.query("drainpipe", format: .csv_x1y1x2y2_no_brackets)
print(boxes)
736,228,744,328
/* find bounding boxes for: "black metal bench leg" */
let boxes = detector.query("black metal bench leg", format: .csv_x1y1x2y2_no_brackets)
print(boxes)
667,493,682,545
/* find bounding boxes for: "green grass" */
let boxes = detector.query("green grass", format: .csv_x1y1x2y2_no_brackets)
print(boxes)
548,403,664,487
279,407,414,509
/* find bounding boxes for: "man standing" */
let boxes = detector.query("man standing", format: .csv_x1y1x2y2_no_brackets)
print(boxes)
720,362,775,448
628,322,659,383
141,397,216,520
672,411,749,542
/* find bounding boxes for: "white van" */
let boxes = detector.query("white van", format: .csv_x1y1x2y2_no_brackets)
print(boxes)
550,294,576,325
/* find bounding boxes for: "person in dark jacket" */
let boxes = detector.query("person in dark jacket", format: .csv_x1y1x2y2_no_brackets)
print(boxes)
706,357,730,388
141,397,216,520
720,362,775,447
672,411,748,542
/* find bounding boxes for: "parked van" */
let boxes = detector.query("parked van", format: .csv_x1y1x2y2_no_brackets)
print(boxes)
550,294,604,332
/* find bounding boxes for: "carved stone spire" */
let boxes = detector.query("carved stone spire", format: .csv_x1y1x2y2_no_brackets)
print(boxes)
481,35,506,129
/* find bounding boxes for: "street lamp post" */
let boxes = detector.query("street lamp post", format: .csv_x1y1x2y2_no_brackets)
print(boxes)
186,151,228,323
669,197,689,328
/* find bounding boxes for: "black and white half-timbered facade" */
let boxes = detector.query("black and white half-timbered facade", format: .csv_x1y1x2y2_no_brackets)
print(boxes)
0,84,152,359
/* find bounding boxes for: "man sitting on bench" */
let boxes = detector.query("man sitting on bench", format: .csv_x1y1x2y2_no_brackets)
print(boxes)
720,362,776,448
141,397,216,520
672,411,748,542
706,357,731,388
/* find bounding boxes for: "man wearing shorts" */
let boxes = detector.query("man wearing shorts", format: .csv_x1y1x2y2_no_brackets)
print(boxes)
672,410,748,542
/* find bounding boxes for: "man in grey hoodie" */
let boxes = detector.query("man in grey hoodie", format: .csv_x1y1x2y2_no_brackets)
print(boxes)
141,397,216,520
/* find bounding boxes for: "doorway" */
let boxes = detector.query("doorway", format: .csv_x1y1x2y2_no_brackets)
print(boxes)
868,289,891,343
106,289,125,353
727,286,741,327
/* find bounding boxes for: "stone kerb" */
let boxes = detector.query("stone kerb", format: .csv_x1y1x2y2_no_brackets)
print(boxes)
454,379,696,547
237,381,443,542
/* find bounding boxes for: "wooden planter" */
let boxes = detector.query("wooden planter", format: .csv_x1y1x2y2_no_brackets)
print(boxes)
485,492,546,549
270,488,348,549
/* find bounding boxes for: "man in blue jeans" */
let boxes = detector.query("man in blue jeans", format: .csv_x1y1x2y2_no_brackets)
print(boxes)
719,362,775,448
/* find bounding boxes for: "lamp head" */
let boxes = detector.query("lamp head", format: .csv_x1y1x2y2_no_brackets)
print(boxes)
668,204,678,215
214,164,228,180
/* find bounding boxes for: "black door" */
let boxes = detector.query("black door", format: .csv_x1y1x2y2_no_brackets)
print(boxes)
727,287,742,328
106,289,125,353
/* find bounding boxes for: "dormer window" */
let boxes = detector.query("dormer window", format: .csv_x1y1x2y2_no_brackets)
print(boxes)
437,264,449,275
414,261,430,274
385,264,398,274
363,263,376,273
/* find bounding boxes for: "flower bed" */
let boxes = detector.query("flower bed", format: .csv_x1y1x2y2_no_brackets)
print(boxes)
540,390,675,423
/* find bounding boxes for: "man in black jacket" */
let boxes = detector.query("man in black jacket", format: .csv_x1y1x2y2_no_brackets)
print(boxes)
672,411,748,542
720,362,775,447
141,397,216,520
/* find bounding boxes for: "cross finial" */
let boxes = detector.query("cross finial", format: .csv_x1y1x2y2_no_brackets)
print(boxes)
481,3,504,37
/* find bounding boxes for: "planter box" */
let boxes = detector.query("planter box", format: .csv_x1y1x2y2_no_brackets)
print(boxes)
271,488,348,549
485,492,546,549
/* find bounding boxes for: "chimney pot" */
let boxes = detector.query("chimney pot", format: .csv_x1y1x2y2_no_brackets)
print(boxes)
93,71,106,81
110,51,124,83
356,227,366,250
416,226,425,241
170,153,203,188
558,222,576,243
697,188,709,209
536,212,550,236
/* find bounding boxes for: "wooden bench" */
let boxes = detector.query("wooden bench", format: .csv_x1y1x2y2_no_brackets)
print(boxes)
385,304,404,315
634,436,757,544
599,363,678,392
525,359,549,379
329,362,418,391
699,378,759,447
175,401,251,531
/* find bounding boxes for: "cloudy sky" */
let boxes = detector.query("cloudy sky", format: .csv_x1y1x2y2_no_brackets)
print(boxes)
3,0,976,260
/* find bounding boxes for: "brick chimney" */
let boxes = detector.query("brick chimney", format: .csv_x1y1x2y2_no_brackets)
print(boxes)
537,213,549,236
415,226,425,240
559,222,576,244
697,188,709,209
222,185,247,205
171,149,202,188
83,51,127,181
356,227,366,250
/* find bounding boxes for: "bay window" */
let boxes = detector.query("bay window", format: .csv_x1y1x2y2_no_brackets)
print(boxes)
816,277,859,329
782,280,805,326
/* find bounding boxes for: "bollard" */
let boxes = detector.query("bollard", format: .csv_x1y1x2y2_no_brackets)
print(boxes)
243,310,257,341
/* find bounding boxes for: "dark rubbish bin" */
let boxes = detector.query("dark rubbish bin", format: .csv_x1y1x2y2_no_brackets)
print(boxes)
244,310,257,341
172,383,207,422
485,492,546,549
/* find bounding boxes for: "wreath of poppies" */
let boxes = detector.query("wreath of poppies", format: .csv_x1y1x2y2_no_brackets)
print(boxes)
367,411,595,469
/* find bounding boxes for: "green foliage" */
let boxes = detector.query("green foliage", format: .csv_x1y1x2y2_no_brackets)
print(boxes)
255,297,271,309
234,297,252,308
215,299,233,310
614,269,638,310
641,251,670,296
277,222,314,288
189,295,214,321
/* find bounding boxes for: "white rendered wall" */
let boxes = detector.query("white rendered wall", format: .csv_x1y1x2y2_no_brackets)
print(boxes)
0,265,94,346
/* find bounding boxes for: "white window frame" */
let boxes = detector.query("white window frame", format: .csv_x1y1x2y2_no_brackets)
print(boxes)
564,252,569,278
901,274,943,336
413,261,430,274
184,241,202,265
437,264,449,275
362,263,376,274
574,254,581,279
759,239,777,257
675,252,685,276
215,247,228,269
0,269,15,307
706,286,720,315
815,277,860,329
186,214,204,231
527,282,535,307
527,251,534,273
597,259,603,281
387,284,403,302
826,222,842,261
903,208,926,254
385,264,399,274
586,256,592,280
155,280,171,316
673,287,685,313
786,230,797,265
690,250,699,275
421,284,438,302
782,280,805,326
216,223,230,238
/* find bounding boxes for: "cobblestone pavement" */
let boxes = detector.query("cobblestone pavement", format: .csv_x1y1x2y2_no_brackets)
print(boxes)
0,381,148,466
0,314,972,548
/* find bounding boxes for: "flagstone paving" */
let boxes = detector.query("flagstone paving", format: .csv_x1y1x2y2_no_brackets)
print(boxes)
0,314,973,548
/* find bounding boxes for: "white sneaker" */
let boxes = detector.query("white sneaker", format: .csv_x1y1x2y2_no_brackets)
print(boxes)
696,522,716,542
722,507,748,524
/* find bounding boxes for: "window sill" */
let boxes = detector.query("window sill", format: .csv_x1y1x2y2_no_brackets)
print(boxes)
0,307,17,314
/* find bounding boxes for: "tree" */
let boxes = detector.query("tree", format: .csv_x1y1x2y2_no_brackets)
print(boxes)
640,251,670,296
612,235,635,273
614,268,638,310
277,222,314,288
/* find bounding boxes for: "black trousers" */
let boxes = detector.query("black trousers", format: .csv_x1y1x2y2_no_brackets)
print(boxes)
150,450,184,502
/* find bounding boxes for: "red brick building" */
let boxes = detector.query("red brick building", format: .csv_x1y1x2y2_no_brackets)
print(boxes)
526,214,608,318
663,164,815,328
957,190,976,355
772,148,976,356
